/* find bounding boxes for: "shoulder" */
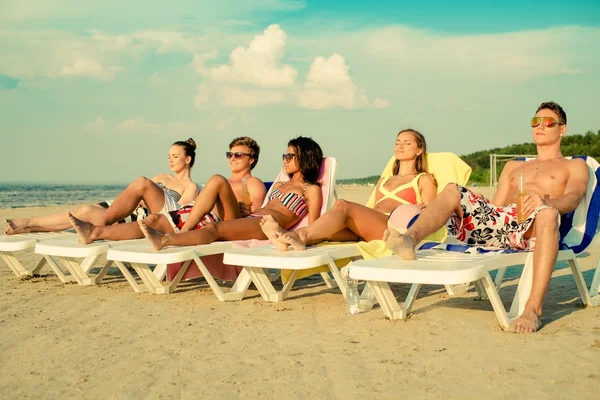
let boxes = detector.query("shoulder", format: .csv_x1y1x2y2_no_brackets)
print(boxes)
306,184,322,197
499,160,523,177
417,173,435,186
566,157,588,170
185,182,199,193
247,176,265,189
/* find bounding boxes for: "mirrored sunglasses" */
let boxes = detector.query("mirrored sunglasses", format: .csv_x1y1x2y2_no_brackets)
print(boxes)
530,117,563,128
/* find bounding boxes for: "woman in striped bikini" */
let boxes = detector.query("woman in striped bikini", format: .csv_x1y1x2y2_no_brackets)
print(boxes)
261,129,438,251
4,139,198,234
137,136,324,251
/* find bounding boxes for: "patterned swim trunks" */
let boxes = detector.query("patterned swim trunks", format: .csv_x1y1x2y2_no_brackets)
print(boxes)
167,205,220,233
445,185,560,250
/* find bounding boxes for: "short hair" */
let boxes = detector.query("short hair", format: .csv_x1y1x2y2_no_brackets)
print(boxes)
229,136,260,170
392,129,428,176
287,136,323,185
172,138,197,168
536,101,567,125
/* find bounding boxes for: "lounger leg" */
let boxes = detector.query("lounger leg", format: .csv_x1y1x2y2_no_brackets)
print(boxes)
152,264,167,281
587,257,600,307
494,267,507,289
0,251,33,278
508,253,534,319
327,260,347,298
444,283,470,296
321,272,337,289
369,281,409,320
244,266,284,302
473,280,487,300
567,258,592,307
60,255,102,286
42,255,74,283
112,260,150,293
403,283,422,315
190,254,251,301
480,274,510,330
30,256,47,275
228,269,253,299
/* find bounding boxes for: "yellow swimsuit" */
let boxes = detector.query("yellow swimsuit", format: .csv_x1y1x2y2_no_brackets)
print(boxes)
374,173,424,213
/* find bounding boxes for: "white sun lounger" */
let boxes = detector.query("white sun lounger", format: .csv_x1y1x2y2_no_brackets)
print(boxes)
347,156,600,328
0,232,75,278
220,152,472,302
103,157,339,296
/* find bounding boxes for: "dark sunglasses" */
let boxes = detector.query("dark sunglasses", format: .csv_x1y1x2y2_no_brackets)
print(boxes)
226,152,250,160
282,153,297,162
530,117,564,128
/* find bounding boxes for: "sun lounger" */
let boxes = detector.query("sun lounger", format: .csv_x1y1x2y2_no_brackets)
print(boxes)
103,157,339,296
0,231,75,278
221,152,472,302
347,155,600,328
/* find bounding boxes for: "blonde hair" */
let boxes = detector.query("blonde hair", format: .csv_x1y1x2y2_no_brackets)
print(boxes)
392,129,428,176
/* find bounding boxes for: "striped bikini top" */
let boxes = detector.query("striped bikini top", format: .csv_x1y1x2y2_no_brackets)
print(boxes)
156,182,182,203
374,173,424,207
268,184,308,218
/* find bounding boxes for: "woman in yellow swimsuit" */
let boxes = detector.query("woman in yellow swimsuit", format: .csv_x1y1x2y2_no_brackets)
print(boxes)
261,129,437,251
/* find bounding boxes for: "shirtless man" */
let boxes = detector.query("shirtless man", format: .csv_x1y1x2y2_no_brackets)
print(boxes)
69,136,266,243
385,101,589,334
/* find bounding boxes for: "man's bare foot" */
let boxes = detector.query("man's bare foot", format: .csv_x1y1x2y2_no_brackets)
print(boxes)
260,214,290,252
509,309,543,333
138,220,168,252
68,213,96,244
277,232,307,251
4,219,31,235
383,229,417,260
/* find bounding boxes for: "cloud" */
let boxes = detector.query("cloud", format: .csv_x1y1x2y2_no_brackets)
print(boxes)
190,25,385,110
364,25,600,81
84,116,109,132
0,74,21,90
296,53,389,109
60,56,120,81
191,24,297,87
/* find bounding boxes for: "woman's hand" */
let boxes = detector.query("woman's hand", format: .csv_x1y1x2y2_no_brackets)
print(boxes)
417,202,427,210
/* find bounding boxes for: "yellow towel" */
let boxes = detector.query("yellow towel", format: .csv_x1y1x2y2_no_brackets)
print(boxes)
281,152,472,283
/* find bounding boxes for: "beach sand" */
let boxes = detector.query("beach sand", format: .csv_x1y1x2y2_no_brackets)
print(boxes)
1,187,599,399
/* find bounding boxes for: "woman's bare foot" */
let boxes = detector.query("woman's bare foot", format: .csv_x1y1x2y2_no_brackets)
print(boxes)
260,215,290,252
383,229,417,260
4,219,31,235
277,232,307,251
509,309,543,333
68,213,96,244
138,220,168,252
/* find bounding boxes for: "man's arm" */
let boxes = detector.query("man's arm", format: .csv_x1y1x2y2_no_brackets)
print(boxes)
305,185,323,224
545,158,589,214
248,178,267,212
491,160,521,205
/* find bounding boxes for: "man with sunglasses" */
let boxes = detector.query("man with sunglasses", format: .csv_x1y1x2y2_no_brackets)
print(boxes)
385,101,589,334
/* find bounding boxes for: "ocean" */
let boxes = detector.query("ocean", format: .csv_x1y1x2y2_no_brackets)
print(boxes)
0,184,128,209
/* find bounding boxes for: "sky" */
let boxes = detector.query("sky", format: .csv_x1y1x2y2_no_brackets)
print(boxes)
1,0,599,184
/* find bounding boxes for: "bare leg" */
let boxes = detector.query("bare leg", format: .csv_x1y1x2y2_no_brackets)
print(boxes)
268,199,390,252
386,183,462,259
510,208,559,333
179,175,241,231
140,216,269,251
69,213,174,244
102,177,167,225
5,204,108,235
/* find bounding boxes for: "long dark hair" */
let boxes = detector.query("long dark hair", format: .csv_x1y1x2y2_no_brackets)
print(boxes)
172,138,197,168
287,136,323,185
392,129,428,176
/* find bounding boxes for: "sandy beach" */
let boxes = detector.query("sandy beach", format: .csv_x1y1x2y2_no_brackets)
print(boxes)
1,186,599,399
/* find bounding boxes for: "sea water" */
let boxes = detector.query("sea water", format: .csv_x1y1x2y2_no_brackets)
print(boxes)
0,184,127,209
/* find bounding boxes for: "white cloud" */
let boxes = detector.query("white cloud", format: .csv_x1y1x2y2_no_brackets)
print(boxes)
60,56,120,81
193,84,211,109
191,24,298,87
296,53,388,109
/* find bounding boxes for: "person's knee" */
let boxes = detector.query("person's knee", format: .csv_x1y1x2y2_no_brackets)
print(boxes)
332,199,350,212
443,183,460,202
535,208,559,230
144,213,161,226
132,176,152,191
206,174,227,186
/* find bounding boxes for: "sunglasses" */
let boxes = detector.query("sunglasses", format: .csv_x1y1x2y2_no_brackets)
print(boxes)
530,117,563,128
226,152,250,160
282,153,297,162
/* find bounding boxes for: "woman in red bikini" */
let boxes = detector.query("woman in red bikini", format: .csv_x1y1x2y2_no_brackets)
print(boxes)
260,129,437,251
